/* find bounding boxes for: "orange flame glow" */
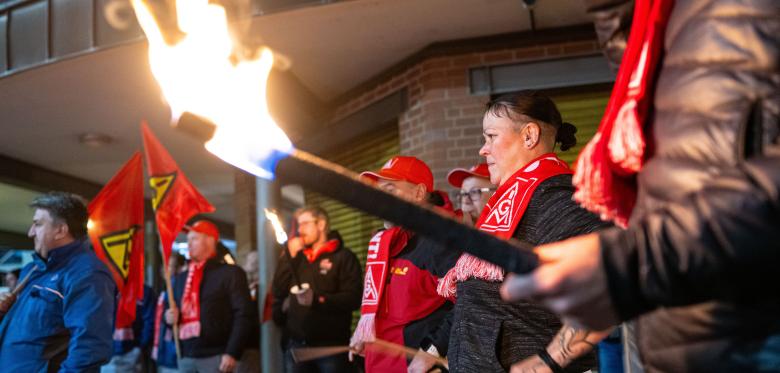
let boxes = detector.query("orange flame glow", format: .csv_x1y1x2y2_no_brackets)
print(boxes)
132,0,292,179
263,208,288,244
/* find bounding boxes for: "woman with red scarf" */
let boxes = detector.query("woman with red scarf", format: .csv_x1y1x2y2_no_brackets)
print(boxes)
436,92,612,373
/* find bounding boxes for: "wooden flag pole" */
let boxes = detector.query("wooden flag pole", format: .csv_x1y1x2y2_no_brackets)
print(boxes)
160,233,182,361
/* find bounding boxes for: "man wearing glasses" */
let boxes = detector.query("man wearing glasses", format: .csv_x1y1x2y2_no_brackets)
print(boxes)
447,163,494,226
272,206,363,373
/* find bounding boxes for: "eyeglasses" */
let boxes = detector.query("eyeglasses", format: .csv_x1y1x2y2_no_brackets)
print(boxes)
457,187,495,201
297,220,318,227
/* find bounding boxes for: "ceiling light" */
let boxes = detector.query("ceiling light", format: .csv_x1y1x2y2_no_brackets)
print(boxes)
79,132,114,147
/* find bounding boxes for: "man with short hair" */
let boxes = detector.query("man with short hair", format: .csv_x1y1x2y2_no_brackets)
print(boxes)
0,191,117,372
271,206,362,373
447,163,494,225
349,156,461,372
165,219,252,373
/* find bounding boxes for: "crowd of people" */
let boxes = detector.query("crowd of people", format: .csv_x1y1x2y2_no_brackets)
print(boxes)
0,0,777,371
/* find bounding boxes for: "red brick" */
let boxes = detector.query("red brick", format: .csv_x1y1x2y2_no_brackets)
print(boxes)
456,138,481,147
446,128,463,138
448,76,468,89
563,42,598,55
483,50,514,64
445,108,461,119
451,54,482,69
422,58,450,72
515,47,546,60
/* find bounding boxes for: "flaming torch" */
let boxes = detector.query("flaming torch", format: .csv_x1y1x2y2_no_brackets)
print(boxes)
131,0,539,274
263,208,307,294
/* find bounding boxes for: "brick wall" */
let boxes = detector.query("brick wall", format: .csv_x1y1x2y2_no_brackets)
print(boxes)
329,39,600,193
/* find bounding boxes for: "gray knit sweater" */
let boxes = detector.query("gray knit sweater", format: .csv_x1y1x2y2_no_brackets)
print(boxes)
447,174,609,372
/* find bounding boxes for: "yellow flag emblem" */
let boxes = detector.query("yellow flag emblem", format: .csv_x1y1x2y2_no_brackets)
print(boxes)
99,226,139,281
150,172,176,210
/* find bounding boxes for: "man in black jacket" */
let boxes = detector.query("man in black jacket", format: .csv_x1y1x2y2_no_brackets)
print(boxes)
271,206,362,373
501,0,780,372
165,220,252,372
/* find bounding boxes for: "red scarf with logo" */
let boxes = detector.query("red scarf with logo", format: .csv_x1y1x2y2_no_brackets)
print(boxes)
438,154,571,297
351,227,411,345
573,0,674,227
151,292,166,360
303,239,340,263
179,260,208,340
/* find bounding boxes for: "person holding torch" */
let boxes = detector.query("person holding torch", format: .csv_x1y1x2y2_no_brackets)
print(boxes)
270,206,362,373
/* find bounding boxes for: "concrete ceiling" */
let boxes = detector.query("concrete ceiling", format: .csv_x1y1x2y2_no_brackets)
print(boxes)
253,0,590,100
0,0,590,238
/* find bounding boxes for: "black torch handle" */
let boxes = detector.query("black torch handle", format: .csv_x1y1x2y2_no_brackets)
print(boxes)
276,150,539,274
174,112,539,274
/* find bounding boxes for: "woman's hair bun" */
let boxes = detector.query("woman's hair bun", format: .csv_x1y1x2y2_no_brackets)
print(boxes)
556,122,577,151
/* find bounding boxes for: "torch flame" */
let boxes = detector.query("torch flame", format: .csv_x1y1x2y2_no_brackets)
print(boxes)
132,0,293,179
263,208,288,244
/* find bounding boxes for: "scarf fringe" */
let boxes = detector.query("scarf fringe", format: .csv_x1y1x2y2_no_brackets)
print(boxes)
350,313,376,346
180,321,201,340
609,99,645,175
572,0,674,228
113,327,134,341
437,254,505,297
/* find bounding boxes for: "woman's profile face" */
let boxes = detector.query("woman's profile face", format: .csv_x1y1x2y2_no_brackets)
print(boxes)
479,112,527,186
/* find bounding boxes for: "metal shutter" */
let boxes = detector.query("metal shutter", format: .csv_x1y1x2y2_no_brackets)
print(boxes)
547,84,612,167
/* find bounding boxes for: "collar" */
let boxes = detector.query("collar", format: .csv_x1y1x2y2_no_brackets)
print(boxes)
303,239,341,263
33,239,85,269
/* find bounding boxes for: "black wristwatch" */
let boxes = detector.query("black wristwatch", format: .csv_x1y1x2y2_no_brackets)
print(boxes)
537,349,565,373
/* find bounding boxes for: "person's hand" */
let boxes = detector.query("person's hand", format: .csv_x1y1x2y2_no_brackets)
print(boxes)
295,288,313,307
348,329,372,361
219,354,237,372
461,211,475,226
510,354,552,373
408,349,438,373
164,308,179,325
287,237,305,258
348,341,364,362
0,292,16,313
500,233,618,330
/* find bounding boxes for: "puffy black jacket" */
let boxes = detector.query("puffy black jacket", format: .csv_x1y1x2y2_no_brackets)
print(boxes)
585,0,780,371
271,234,363,347
171,259,253,359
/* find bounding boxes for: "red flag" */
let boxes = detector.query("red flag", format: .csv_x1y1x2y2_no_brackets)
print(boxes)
141,121,215,266
88,152,145,334
262,285,274,323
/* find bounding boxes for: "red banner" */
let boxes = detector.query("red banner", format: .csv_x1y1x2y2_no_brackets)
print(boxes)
88,152,145,331
141,121,215,266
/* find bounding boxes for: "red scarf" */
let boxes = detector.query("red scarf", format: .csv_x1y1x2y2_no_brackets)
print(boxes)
151,292,165,360
351,227,411,345
573,0,674,227
179,260,208,340
303,239,340,263
438,154,571,297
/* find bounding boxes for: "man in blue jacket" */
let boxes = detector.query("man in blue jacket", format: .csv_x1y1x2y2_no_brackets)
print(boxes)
0,192,116,372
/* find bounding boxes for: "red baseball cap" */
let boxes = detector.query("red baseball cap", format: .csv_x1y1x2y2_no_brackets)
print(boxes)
447,163,490,188
360,156,434,192
185,220,220,240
